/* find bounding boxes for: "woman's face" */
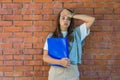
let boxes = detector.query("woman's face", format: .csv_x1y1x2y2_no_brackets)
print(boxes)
59,9,72,30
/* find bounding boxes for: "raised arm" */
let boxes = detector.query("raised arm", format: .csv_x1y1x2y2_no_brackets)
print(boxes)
72,14,95,29
61,9,95,29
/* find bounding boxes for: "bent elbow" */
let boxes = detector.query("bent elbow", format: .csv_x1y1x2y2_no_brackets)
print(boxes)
43,55,46,62
92,17,95,22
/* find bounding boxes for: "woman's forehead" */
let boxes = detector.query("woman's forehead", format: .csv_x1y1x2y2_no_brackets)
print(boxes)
60,9,71,15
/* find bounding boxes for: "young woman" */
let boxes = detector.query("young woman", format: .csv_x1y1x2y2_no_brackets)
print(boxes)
43,9,95,80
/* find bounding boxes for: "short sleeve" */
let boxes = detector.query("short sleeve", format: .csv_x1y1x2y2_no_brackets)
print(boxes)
80,23,90,41
43,33,53,50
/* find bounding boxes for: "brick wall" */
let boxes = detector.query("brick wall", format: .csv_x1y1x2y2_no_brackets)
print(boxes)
0,0,119,80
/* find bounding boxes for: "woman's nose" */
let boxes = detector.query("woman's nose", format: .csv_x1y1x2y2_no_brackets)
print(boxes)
64,18,69,22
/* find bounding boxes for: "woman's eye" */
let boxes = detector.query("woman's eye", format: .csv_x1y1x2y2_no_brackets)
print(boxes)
61,16,71,21
67,17,71,21
62,17,65,20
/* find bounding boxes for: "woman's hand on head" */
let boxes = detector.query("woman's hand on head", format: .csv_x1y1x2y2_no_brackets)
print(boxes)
59,58,70,68
61,9,73,18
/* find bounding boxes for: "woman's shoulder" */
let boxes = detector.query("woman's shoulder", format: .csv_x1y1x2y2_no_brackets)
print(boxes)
47,32,53,38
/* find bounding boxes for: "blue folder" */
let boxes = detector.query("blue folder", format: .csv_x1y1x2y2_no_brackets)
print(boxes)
47,38,69,67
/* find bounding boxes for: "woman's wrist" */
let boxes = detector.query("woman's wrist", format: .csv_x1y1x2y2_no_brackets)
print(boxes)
71,13,75,18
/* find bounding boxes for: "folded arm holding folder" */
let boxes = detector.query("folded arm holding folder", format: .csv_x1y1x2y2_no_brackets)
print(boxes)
47,38,69,67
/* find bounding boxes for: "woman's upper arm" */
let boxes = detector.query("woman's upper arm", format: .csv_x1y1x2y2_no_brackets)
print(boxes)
85,18,95,29
43,50,48,55
43,50,48,61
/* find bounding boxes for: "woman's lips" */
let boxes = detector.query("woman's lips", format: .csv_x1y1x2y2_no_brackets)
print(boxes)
64,23,68,25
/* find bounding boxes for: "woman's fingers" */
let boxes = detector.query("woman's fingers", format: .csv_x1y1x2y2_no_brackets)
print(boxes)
60,58,70,67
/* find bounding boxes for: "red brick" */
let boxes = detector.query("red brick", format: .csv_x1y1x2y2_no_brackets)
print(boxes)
14,55,32,60
5,72,23,76
0,0,12,2
104,3,120,8
0,66,13,71
93,42,112,49
94,20,112,26
84,3,104,8
0,44,12,49
84,49,102,54
34,66,50,71
34,9,52,14
33,55,43,60
4,61,23,66
0,55,13,60
93,32,120,37
34,21,52,26
24,61,42,65
104,15,120,19
94,54,114,59
85,36,102,42
0,77,14,80
3,49,22,54
23,3,42,9
83,43,93,48
0,21,12,27
34,0,52,2
14,32,32,38
2,3,22,9
0,61,3,65
0,9,12,14
24,27,42,32
73,0,93,2
111,76,120,80
0,15,1,20
34,77,48,80
75,8,93,14
0,33,12,38
0,28,2,33
3,38,23,43
24,38,42,43
53,0,72,2
115,8,120,14
80,77,92,80
23,49,42,55
43,26,56,32
15,77,33,80
94,8,113,14
43,15,57,20
14,66,33,71
111,20,120,26
13,9,32,15
0,38,2,43
4,27,22,32
43,3,62,9
13,43,32,49
34,32,49,37
64,3,83,8
0,51,2,55
0,72,3,76
113,37,120,42
102,49,120,54
24,71,42,76
14,0,32,2
3,15,22,20
53,8,63,14
43,71,48,77
0,56,4,60
23,15,42,20
33,43,44,48
94,0,113,2
14,21,32,27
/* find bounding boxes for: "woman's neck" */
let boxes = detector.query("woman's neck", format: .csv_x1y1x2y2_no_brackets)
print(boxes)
60,26,68,31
